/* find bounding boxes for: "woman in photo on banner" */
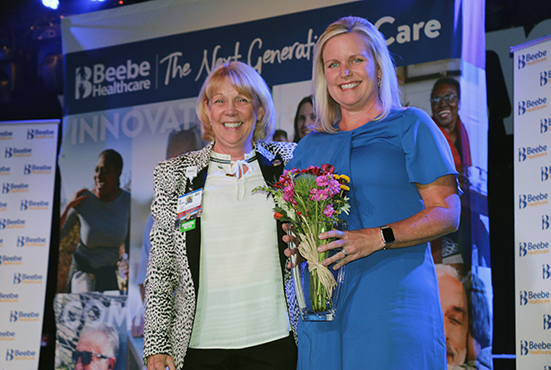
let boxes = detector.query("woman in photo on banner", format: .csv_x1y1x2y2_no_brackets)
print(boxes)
284,16,461,368
60,149,130,293
292,95,315,142
143,61,298,370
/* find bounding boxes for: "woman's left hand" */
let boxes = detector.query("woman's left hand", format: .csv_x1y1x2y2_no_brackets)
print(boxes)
317,228,382,270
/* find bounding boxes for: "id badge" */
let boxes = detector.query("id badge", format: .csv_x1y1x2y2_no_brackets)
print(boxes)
176,189,202,232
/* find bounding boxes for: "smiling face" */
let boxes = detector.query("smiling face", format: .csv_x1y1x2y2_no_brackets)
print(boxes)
431,82,459,133
322,32,381,118
205,78,263,159
93,154,121,200
296,101,315,139
438,270,469,365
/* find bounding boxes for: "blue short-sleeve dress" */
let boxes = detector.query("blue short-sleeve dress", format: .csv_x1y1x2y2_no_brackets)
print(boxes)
285,107,458,369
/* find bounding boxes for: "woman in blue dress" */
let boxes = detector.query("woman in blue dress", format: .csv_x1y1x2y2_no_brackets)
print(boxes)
285,16,461,369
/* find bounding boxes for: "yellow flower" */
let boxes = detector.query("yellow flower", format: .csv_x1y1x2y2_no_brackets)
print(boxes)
339,175,351,183
340,184,350,191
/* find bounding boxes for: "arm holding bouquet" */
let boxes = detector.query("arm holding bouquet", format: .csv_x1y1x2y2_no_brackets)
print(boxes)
283,174,459,269
319,174,459,270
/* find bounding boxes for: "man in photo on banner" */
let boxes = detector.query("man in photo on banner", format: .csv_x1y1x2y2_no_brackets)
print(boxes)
73,323,119,370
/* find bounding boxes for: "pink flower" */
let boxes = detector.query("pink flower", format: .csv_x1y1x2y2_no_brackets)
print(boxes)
323,204,335,217
315,174,330,187
283,185,297,204
309,188,329,201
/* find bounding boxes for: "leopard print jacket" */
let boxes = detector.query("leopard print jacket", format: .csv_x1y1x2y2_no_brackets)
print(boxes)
143,141,298,369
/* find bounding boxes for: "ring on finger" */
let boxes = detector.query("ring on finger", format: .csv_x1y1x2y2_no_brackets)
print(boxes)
342,249,348,257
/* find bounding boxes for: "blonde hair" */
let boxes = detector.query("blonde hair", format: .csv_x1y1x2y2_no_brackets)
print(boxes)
195,61,276,142
312,16,402,133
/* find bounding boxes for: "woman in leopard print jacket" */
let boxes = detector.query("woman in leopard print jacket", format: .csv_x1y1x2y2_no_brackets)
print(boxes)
143,62,298,370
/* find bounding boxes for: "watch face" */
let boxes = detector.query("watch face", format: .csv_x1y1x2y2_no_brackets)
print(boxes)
382,227,395,244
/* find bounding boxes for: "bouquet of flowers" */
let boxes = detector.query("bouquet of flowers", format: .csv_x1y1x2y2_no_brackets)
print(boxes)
254,163,351,315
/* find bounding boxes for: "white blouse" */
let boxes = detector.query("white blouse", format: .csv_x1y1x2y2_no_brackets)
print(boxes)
189,150,290,349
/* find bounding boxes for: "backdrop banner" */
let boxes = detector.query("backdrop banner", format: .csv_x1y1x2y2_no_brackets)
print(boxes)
59,1,490,368
0,120,59,370
512,34,551,369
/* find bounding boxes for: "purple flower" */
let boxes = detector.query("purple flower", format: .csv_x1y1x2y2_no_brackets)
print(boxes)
309,188,329,201
323,204,335,217
315,174,331,187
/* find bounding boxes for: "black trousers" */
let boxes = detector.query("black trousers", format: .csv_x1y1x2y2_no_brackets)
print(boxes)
183,333,297,370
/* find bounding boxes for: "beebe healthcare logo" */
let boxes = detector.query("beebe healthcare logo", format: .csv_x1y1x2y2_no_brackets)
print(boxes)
74,59,152,100
519,193,548,208
543,215,551,230
16,236,47,247
4,147,32,158
519,290,550,305
12,272,43,284
0,292,19,303
2,182,29,193
541,118,551,134
5,348,36,362
0,165,10,175
542,165,551,181
541,69,551,87
0,330,15,341
519,241,550,256
519,145,547,162
0,202,6,211
0,255,23,266
26,128,55,140
0,130,13,140
520,340,551,356
518,97,547,115
23,164,52,175
544,264,551,280
518,49,547,69
20,199,49,211
0,218,26,230
10,310,40,322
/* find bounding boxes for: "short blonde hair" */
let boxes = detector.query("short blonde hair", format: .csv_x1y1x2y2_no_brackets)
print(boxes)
195,61,276,142
312,16,402,133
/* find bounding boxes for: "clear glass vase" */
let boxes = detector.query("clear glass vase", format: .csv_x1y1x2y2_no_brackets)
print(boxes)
288,220,347,321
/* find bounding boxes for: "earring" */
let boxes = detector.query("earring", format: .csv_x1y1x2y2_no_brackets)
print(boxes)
377,78,381,87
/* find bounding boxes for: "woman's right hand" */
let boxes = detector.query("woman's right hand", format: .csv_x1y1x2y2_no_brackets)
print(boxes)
60,188,89,229
67,188,89,209
147,354,176,370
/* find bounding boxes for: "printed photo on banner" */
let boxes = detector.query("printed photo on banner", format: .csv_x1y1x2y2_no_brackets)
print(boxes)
53,292,127,370
58,142,131,295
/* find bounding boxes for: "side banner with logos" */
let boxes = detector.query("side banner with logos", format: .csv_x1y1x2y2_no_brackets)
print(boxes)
0,120,59,370
59,1,490,368
512,34,551,369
